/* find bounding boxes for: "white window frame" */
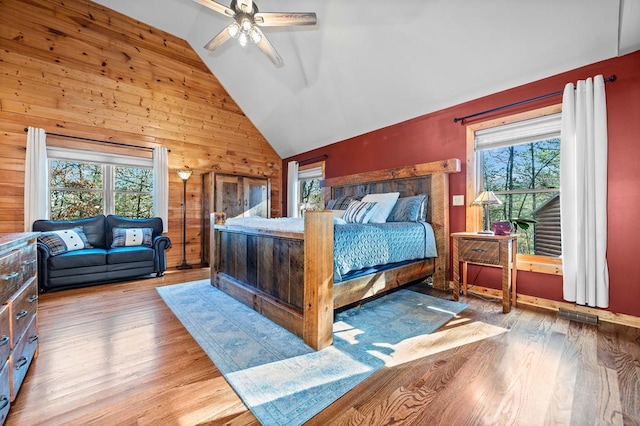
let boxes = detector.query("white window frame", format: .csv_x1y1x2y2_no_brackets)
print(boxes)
465,104,563,276
298,162,325,215
47,147,153,218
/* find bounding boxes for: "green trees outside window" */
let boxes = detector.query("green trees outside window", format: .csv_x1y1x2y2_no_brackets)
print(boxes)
479,137,561,256
50,160,153,220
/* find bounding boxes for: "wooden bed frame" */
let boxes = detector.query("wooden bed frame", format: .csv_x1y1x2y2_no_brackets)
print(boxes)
210,158,461,350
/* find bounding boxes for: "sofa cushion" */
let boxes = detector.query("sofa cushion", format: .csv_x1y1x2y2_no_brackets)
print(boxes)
111,227,153,247
48,248,108,270
106,216,163,248
33,215,107,249
38,227,92,256
107,246,155,264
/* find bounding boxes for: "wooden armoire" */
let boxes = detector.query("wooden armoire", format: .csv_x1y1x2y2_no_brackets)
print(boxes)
201,172,270,264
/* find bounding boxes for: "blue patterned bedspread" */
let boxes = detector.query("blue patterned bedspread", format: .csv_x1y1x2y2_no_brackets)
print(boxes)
333,222,437,281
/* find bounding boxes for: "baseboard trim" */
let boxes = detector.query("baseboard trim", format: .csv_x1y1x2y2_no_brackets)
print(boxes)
452,282,640,329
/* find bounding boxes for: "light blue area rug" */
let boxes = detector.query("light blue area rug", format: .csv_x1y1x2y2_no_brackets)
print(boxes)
157,280,466,426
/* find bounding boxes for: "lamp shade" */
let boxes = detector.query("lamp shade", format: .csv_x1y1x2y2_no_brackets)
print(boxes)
177,169,192,181
471,191,502,206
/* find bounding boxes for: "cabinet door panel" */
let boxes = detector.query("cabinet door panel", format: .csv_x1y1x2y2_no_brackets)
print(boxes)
215,175,242,219
243,178,268,218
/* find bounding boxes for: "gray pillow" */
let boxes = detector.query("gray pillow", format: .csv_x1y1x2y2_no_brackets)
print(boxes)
329,195,361,210
387,194,428,222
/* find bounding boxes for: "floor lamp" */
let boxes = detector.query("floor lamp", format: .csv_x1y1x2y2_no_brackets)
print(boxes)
177,169,193,270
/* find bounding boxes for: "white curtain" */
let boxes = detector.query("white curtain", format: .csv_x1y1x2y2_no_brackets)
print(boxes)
153,146,169,232
24,127,49,231
287,161,299,217
560,75,609,308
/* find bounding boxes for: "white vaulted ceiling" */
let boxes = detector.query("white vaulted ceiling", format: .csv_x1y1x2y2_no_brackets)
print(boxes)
93,0,640,158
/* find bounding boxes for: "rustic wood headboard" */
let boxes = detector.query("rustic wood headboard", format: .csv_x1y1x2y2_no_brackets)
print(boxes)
321,158,461,289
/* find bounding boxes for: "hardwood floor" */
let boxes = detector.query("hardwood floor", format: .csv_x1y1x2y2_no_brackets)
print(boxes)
6,269,640,425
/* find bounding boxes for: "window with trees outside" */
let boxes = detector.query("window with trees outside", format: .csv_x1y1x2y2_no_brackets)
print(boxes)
48,147,153,221
468,105,563,273
298,163,324,216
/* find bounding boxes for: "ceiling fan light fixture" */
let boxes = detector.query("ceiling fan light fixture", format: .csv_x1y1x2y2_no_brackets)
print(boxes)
227,22,240,38
249,27,261,44
238,32,248,47
240,18,252,32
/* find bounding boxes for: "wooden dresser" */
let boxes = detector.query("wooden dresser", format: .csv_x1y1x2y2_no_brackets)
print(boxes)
0,233,39,424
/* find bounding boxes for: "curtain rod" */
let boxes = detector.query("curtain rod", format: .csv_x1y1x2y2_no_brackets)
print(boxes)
298,154,328,166
453,75,617,124
23,128,164,152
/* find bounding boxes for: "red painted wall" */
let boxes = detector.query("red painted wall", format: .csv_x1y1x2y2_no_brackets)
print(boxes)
284,50,640,317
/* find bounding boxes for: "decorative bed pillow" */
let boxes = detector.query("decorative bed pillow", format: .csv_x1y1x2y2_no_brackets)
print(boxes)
331,209,346,219
38,227,91,256
387,194,428,222
111,227,153,248
329,195,361,210
343,200,379,224
361,192,400,223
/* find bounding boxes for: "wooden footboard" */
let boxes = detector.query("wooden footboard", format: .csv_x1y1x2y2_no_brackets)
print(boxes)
211,211,334,349
211,158,461,350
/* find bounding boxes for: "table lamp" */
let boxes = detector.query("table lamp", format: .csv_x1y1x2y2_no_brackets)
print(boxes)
472,191,502,234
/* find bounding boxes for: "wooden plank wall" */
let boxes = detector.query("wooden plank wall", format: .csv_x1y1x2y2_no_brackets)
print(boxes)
0,0,282,268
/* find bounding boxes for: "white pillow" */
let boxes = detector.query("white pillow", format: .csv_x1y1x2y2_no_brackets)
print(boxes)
331,209,346,218
361,192,400,223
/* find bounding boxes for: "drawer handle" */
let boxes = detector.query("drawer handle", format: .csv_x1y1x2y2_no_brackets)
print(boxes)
0,395,8,411
0,336,8,347
14,356,28,370
15,310,28,321
3,272,18,281
28,295,38,303
471,249,486,253
29,334,38,344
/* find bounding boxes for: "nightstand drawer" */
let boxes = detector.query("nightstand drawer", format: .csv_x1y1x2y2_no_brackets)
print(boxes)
458,239,500,265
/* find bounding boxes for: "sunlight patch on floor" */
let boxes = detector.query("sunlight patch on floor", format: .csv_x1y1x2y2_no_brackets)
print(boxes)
368,321,509,367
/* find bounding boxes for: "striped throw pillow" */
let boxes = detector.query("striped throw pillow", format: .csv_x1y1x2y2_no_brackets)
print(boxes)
343,201,379,224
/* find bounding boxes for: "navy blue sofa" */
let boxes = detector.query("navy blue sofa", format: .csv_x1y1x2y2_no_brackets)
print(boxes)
33,214,171,292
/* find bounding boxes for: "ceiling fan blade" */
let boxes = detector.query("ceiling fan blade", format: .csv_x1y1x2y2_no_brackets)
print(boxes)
253,28,283,67
254,12,317,27
204,25,233,51
237,0,254,13
192,0,235,17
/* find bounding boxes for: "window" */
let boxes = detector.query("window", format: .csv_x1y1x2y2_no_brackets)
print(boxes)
467,105,563,274
48,147,153,220
298,163,324,216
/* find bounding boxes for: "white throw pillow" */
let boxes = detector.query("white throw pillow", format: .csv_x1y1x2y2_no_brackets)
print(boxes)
361,192,400,223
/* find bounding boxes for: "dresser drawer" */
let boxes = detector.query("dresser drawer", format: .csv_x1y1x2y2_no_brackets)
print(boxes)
10,315,37,401
0,360,9,424
458,238,501,265
0,306,9,364
0,250,22,303
19,241,37,285
9,280,38,349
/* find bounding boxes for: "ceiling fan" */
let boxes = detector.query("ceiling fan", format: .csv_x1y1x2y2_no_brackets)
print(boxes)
194,0,317,67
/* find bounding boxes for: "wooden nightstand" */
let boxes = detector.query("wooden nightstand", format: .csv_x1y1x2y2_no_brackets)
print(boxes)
451,232,517,313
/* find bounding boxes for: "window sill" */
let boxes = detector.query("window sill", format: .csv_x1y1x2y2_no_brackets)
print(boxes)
516,256,562,275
